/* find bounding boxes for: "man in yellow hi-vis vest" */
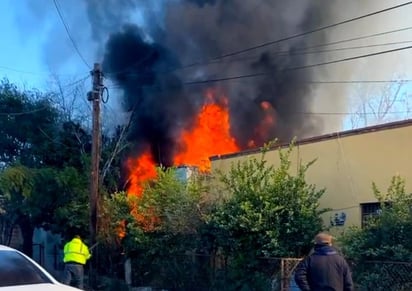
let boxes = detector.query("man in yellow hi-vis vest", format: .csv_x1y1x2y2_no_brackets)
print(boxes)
62,234,91,289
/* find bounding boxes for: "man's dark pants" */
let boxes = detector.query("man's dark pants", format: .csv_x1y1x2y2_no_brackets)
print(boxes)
62,262,84,289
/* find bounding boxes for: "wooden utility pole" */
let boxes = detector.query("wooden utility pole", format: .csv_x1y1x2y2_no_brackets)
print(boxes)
88,63,103,244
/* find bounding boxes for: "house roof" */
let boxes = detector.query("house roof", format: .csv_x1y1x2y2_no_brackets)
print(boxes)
210,118,412,161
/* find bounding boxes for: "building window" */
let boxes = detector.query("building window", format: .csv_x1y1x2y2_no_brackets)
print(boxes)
361,202,382,228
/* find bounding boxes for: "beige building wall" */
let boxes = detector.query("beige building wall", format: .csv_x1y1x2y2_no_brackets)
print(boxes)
210,120,412,233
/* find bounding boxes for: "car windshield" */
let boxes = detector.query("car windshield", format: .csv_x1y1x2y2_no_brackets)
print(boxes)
0,250,53,287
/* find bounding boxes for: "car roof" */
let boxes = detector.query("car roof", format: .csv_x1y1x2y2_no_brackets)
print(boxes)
0,244,16,251
0,244,69,287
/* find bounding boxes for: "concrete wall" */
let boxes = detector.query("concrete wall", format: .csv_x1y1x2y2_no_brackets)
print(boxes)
210,120,412,233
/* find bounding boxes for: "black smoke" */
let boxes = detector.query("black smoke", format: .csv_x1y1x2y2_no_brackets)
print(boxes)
103,25,199,166
101,0,329,164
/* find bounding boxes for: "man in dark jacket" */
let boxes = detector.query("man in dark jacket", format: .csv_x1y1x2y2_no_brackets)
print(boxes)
294,232,354,291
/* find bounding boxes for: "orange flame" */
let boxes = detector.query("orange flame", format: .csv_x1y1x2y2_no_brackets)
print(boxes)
126,151,157,197
123,91,242,233
124,151,159,232
174,93,239,172
126,91,240,196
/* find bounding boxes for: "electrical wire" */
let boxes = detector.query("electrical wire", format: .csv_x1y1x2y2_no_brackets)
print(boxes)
196,26,411,68
0,107,52,116
0,75,90,116
104,0,266,77
104,51,156,77
51,75,90,89
0,65,67,76
196,39,412,67
102,3,412,81
289,26,412,55
305,80,412,84
286,110,412,116
194,25,412,69
107,79,412,91
109,26,412,79
210,1,412,60
157,39,412,73
0,67,90,88
181,45,412,86
53,0,91,69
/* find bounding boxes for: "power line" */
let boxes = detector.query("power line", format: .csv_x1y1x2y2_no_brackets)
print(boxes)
290,26,412,54
0,74,88,103
0,65,90,79
305,79,412,84
102,3,412,89
105,51,156,77
0,75,90,116
0,65,61,76
128,2,410,78
108,26,412,79
103,3,412,79
287,40,412,56
107,79,412,91
53,0,91,69
56,75,90,89
210,1,412,60
107,45,412,88
0,107,51,116
187,39,412,68
288,110,412,116
3,105,410,117
105,0,267,77
178,26,412,71
182,45,412,86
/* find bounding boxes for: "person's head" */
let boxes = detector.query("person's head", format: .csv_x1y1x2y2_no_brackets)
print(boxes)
314,232,333,246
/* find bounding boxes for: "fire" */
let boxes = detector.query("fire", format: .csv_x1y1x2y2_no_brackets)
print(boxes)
126,151,157,196
126,91,240,196
123,91,240,232
173,93,239,172
124,151,159,232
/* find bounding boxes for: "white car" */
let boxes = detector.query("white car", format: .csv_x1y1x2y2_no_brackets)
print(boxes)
0,244,81,290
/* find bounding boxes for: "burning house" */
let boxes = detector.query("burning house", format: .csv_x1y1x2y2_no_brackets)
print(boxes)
99,0,341,195
92,0,410,216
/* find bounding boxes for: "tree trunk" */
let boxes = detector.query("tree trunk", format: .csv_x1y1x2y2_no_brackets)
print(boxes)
18,215,34,257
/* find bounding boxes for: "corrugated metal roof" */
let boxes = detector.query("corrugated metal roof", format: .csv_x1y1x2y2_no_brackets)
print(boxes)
210,118,412,161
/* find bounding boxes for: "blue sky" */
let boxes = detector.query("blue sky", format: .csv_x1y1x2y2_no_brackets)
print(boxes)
0,0,94,89
0,0,48,87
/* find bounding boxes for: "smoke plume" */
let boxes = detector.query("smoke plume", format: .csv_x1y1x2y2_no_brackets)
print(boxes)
101,0,334,165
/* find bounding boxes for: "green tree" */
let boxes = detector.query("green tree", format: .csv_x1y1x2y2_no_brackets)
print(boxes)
0,164,89,255
341,175,412,261
341,175,412,290
99,167,211,290
207,142,326,289
0,80,60,167
0,80,91,255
